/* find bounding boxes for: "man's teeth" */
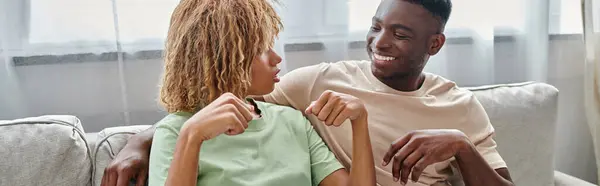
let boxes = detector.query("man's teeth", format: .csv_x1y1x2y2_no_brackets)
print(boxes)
374,54,396,61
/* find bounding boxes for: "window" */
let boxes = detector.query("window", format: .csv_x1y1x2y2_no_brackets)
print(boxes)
0,0,585,57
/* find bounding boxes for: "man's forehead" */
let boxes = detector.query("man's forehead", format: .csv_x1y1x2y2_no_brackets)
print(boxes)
374,0,438,25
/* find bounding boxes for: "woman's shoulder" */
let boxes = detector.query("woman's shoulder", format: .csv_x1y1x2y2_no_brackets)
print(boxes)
154,112,193,131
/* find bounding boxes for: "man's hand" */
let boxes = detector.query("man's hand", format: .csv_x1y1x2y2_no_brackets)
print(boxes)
101,139,150,186
304,90,367,126
382,129,471,184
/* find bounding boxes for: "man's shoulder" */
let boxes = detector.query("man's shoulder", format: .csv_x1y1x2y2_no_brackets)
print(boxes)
423,72,475,101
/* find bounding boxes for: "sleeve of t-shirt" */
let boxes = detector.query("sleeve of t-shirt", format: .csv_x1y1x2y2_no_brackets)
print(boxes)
147,118,183,186
461,93,508,170
263,63,324,111
303,116,345,185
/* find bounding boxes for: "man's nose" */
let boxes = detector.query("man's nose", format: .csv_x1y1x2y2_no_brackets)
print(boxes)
374,32,392,50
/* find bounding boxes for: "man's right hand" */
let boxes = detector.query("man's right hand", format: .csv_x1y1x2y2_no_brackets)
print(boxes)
101,137,151,186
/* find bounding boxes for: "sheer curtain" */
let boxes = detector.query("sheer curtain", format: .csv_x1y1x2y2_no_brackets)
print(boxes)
583,0,600,184
0,0,591,180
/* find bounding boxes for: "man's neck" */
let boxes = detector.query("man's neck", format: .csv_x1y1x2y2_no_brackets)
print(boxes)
376,72,426,92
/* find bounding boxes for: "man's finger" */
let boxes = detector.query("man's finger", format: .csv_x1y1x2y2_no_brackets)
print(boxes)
383,134,413,166
116,171,130,186
391,143,417,183
106,171,118,186
311,91,332,115
135,169,147,186
411,156,432,182
316,97,338,121
100,168,108,186
401,150,423,184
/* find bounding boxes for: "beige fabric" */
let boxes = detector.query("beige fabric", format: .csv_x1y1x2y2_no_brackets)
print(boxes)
583,0,600,184
0,115,92,186
264,60,506,186
92,125,152,186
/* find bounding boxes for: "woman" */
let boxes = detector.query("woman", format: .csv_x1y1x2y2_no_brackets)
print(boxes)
148,0,376,185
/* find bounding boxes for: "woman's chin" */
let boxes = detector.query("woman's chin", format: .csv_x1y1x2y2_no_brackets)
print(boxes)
248,86,275,96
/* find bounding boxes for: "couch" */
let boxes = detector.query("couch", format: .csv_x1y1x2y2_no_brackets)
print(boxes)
0,82,596,186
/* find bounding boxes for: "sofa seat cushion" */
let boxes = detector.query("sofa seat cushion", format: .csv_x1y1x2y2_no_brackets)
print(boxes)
92,125,152,186
0,115,92,186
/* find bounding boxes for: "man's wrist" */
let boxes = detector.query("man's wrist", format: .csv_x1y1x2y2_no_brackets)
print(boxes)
127,130,154,150
455,137,477,159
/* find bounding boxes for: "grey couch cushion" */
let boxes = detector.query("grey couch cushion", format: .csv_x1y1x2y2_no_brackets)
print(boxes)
467,82,559,186
0,115,93,186
93,125,152,186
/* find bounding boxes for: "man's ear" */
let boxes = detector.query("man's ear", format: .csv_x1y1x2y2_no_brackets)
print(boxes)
428,34,446,55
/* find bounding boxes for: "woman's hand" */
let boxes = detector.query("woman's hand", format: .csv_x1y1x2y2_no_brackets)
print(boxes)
182,93,255,142
304,90,367,126
306,90,376,186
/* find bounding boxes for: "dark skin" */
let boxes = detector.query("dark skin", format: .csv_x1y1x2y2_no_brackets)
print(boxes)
101,0,513,185
369,0,513,185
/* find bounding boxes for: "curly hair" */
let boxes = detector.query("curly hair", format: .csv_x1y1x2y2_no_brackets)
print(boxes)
160,0,283,113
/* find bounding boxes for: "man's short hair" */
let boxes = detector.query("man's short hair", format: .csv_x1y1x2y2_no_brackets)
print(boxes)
404,0,452,30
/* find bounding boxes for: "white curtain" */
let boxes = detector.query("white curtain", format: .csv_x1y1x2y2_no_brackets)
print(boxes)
0,0,585,150
583,0,600,184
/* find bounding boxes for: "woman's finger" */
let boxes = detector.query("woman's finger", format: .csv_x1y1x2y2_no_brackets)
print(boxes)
317,96,339,121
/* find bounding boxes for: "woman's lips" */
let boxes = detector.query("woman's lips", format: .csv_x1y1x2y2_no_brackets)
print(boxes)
274,69,281,82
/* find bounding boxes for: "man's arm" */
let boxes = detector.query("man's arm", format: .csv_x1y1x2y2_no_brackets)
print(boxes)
101,126,155,186
455,142,513,186
382,130,513,186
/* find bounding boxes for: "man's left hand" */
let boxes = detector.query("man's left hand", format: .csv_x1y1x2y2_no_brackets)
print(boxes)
382,129,472,184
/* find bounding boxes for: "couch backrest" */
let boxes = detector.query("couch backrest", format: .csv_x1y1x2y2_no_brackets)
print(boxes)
468,82,559,186
0,115,93,186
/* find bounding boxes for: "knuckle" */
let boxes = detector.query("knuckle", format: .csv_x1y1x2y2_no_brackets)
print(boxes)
402,161,412,168
413,165,424,172
117,164,131,173
224,104,235,110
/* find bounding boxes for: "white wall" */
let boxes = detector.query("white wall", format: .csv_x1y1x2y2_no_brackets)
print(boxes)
0,36,595,183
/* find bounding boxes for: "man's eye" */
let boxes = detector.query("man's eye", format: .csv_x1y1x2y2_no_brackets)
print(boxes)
370,26,381,32
395,34,409,40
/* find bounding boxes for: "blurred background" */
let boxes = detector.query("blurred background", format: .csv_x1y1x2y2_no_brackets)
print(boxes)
0,0,594,183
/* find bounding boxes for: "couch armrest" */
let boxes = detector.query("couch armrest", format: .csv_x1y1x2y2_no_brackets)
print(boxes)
554,171,596,186
92,125,152,186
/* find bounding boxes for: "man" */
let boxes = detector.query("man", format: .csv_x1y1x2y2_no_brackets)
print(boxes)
101,0,514,185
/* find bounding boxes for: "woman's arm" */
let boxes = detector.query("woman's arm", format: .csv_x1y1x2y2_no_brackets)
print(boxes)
164,126,204,186
305,90,376,186
318,114,376,186
348,115,376,186
149,93,254,186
